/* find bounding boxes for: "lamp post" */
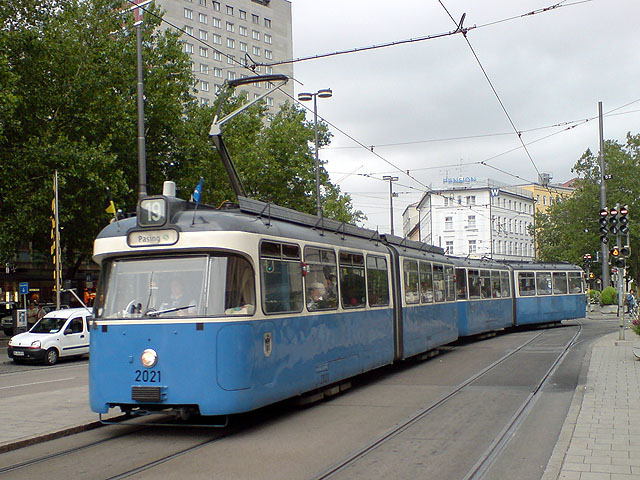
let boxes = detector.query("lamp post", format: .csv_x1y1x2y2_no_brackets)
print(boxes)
383,175,399,235
298,88,332,217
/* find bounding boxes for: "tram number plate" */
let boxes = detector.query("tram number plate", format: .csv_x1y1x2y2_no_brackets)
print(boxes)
13,351,24,356
134,370,162,383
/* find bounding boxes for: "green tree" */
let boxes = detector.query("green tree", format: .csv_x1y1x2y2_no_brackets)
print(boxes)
0,0,363,281
0,0,197,278
535,132,640,286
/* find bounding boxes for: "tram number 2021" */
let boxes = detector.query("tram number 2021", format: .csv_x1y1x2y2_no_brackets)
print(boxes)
134,370,162,383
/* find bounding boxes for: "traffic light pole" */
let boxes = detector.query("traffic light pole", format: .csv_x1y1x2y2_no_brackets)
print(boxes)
598,102,610,288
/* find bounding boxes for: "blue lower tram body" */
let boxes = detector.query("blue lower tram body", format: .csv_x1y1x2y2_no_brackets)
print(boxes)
456,298,514,337
515,294,586,326
90,309,394,416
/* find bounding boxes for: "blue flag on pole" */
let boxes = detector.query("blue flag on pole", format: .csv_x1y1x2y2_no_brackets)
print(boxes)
193,178,204,205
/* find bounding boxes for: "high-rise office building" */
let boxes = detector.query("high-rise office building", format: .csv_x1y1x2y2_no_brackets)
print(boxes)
159,0,293,111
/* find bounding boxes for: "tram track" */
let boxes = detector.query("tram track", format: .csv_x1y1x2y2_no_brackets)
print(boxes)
313,322,582,480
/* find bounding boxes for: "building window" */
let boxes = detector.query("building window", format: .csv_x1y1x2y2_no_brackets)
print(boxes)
200,80,209,92
252,45,260,56
213,33,221,44
264,18,271,28
213,67,222,77
264,33,272,44
198,12,207,24
543,196,547,205
239,25,247,36
200,97,209,106
200,63,209,74
184,42,194,53
199,46,208,57
198,0,206,6
227,54,235,65
467,215,476,229
265,65,273,74
266,96,273,107
239,9,246,20
226,21,234,32
252,30,260,40
212,17,221,28
264,49,272,60
212,1,220,11
240,41,248,52
226,5,233,15
213,51,221,61
184,8,193,19
468,240,477,254
184,25,193,35
227,37,235,48
252,13,259,24
445,216,453,230
466,195,476,205
228,71,236,80
199,29,208,41
445,241,453,255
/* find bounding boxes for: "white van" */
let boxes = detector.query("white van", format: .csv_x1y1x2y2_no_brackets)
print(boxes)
8,307,92,365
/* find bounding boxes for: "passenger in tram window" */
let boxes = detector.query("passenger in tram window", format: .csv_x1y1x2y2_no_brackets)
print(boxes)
164,278,197,315
307,282,328,311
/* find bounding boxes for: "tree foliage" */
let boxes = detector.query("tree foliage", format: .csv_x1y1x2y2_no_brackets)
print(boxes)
0,0,363,278
535,132,640,287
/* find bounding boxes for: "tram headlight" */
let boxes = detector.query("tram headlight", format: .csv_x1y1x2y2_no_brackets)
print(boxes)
141,348,158,368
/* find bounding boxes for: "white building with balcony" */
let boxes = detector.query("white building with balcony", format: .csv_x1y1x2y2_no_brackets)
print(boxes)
404,178,535,260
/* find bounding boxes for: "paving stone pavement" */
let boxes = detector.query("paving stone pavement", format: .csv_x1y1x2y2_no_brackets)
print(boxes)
544,320,640,480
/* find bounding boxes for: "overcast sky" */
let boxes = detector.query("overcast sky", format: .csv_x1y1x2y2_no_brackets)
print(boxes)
288,0,640,233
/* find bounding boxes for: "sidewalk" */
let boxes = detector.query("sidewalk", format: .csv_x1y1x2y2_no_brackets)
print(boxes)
544,314,640,480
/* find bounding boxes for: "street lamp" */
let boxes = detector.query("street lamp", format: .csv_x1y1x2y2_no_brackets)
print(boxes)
383,175,399,235
298,88,332,217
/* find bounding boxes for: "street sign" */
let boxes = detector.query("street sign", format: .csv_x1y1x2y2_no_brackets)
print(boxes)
19,282,29,295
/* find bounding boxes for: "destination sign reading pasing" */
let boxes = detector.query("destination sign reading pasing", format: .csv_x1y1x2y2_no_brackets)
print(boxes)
127,229,179,247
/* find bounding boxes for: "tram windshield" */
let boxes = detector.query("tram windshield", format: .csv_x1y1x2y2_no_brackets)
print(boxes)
95,254,255,319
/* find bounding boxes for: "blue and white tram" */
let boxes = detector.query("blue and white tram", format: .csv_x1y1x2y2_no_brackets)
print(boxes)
451,257,514,337
387,241,457,358
508,262,586,326
90,189,406,418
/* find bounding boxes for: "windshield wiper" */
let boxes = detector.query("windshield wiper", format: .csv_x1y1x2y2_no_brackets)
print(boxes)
145,305,196,317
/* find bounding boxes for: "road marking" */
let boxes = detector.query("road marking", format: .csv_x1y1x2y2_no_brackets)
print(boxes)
0,377,77,390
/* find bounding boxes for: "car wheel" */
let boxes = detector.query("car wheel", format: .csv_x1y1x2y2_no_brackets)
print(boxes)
45,348,59,365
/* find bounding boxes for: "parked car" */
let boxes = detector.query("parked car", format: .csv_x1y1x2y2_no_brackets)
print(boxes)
7,307,92,365
2,303,68,336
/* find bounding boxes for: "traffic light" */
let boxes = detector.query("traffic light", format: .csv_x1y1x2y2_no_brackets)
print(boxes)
619,204,629,234
599,208,609,243
610,246,620,257
620,245,631,257
609,207,619,235
616,258,626,268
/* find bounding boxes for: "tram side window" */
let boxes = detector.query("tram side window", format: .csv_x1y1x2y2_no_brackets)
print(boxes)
480,270,492,299
419,261,433,303
260,241,303,314
304,247,338,311
536,272,552,295
367,255,390,306
340,251,366,308
445,265,455,301
455,268,468,300
568,272,583,293
403,259,419,305
490,271,502,298
500,271,511,297
222,256,256,315
468,269,481,299
553,272,568,294
433,264,445,302
518,272,536,296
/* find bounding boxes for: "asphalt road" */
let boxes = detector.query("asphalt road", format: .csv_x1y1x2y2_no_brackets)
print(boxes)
0,317,618,480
